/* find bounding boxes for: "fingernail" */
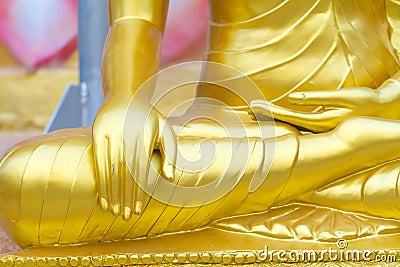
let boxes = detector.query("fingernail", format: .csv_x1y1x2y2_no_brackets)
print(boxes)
123,207,132,221
100,198,109,211
163,163,175,181
111,204,121,216
290,92,305,103
134,201,143,215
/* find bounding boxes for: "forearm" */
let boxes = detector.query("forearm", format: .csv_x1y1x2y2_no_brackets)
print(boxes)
102,0,169,99
109,0,169,31
278,117,400,204
158,133,299,214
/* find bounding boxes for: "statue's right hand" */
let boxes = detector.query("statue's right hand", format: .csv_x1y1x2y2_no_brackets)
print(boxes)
92,96,134,220
93,95,177,220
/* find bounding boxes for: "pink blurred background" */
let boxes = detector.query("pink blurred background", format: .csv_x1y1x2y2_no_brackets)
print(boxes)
0,0,209,69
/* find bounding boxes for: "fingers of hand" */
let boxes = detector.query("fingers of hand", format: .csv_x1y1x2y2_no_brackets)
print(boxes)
250,99,352,131
249,100,274,120
159,120,177,181
110,138,122,216
289,88,375,108
122,156,133,221
133,136,146,215
250,100,297,122
94,136,110,211
269,105,349,132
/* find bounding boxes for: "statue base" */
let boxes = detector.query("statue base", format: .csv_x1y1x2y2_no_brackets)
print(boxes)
1,228,400,266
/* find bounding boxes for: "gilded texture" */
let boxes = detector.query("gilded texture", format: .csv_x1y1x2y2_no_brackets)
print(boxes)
2,250,400,266
203,0,400,108
1,0,400,264
211,203,400,241
387,0,400,59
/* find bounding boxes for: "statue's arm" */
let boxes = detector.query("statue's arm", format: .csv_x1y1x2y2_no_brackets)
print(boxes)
103,0,169,98
250,74,400,132
158,117,400,214
93,0,172,220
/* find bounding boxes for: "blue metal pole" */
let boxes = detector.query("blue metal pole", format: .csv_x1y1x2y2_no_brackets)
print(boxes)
78,0,109,126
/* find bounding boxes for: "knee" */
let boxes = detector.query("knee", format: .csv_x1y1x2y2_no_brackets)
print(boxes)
0,128,93,219
0,130,93,247
0,140,40,249
0,143,33,225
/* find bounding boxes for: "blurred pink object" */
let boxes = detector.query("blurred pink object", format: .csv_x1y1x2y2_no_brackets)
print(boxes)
0,0,78,68
162,0,209,64
0,0,208,68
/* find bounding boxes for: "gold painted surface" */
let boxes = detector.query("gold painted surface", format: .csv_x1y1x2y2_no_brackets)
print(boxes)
0,132,38,254
1,0,400,265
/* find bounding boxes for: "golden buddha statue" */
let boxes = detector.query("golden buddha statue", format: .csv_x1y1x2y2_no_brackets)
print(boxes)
1,0,400,265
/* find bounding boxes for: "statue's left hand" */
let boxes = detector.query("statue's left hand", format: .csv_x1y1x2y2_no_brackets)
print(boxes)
250,86,400,133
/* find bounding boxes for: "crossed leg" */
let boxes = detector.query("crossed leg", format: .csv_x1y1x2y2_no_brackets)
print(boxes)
1,117,400,248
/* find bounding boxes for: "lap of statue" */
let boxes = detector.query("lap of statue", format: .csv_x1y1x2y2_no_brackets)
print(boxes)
1,117,400,249
0,119,296,247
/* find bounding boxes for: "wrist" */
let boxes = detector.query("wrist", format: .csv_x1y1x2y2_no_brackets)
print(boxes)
377,72,400,104
105,92,133,106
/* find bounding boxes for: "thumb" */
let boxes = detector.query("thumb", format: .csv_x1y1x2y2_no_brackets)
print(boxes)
159,117,177,181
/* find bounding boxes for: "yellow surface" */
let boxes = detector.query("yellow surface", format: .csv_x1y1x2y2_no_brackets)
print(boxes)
0,68,78,130
0,132,37,255
0,43,19,68
1,0,400,265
